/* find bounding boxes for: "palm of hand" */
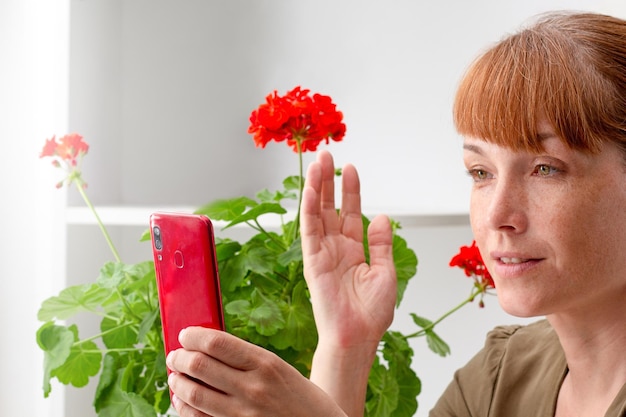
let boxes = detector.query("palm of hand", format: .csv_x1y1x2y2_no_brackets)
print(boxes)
303,214,397,350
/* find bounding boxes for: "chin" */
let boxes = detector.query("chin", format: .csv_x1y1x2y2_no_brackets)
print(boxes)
496,294,547,318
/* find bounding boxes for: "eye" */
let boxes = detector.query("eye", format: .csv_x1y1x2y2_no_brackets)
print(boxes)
534,164,559,177
467,168,491,182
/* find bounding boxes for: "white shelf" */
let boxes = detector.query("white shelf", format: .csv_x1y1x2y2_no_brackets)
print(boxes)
65,205,196,226
65,205,469,228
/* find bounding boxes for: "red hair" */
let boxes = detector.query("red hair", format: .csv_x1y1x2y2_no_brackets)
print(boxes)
454,11,626,156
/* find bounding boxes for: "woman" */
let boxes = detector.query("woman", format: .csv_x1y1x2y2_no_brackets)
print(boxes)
166,11,626,417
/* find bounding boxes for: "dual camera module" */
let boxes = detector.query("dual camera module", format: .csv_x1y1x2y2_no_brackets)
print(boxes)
153,226,163,250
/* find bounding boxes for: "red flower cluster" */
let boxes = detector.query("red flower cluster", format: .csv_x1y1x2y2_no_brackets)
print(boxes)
248,86,346,152
40,133,89,167
449,240,495,289
40,133,90,189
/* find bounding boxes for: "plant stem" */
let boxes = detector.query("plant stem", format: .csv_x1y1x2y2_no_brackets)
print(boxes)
72,321,136,347
251,219,288,251
80,347,156,354
139,362,159,396
74,176,122,263
291,140,304,244
406,285,484,338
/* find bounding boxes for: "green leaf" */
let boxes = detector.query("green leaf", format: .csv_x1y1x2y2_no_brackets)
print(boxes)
410,313,433,330
410,314,451,357
256,188,275,202
153,388,171,415
392,234,418,306
425,330,451,357
366,358,399,417
96,369,157,417
137,307,160,344
119,359,138,392
276,237,303,266
382,331,413,368
94,353,120,412
240,239,280,275
219,254,249,292
97,261,154,290
226,290,285,336
215,239,242,262
138,228,151,242
223,202,287,229
52,325,102,388
225,299,251,317
249,290,285,336
37,283,112,321
282,175,303,191
270,281,317,351
101,317,138,349
36,322,74,397
391,364,421,417
256,188,297,203
380,331,421,417
195,196,257,222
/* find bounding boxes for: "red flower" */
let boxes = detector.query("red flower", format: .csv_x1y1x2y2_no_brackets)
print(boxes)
40,133,90,189
248,86,346,152
449,240,495,289
40,133,89,166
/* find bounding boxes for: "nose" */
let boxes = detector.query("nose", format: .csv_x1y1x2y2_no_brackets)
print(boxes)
484,177,528,233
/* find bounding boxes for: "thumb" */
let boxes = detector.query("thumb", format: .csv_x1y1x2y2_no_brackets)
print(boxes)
366,215,396,274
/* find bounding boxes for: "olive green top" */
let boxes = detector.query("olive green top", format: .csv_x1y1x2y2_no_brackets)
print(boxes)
430,320,626,417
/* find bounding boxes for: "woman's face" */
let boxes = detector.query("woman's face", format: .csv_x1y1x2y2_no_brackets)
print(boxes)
464,127,626,319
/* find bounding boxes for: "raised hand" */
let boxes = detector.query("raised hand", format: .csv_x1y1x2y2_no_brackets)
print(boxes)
300,150,397,417
301,150,397,348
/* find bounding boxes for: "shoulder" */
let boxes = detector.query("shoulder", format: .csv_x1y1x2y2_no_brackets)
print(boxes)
472,319,562,381
484,319,559,358
430,320,566,417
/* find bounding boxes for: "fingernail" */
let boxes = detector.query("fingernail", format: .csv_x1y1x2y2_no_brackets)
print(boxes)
171,394,180,410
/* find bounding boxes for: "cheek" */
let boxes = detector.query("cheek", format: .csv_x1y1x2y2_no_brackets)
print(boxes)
543,189,626,274
468,194,487,241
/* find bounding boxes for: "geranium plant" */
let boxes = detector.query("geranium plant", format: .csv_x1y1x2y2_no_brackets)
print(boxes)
36,87,493,417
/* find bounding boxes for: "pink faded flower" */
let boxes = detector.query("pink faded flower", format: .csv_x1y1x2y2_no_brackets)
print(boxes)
40,133,90,188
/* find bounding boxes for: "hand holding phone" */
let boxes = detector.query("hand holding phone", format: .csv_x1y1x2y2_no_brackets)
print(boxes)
150,212,225,359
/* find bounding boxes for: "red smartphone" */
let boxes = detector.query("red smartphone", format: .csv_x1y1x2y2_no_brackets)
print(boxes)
150,212,225,360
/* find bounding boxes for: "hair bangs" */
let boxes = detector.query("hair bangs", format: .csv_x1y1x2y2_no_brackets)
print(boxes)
453,20,608,154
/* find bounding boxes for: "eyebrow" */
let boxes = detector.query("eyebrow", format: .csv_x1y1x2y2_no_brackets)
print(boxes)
462,142,484,155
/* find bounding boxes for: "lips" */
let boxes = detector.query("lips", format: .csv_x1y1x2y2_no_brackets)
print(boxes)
491,253,542,278
499,257,529,264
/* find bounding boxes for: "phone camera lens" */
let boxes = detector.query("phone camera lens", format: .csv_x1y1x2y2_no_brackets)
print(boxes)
153,226,162,250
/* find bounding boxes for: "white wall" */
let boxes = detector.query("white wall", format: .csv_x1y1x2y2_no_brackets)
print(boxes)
0,0,69,416
6,1,626,417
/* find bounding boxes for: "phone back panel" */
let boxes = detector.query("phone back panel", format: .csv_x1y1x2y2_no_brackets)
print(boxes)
150,212,225,355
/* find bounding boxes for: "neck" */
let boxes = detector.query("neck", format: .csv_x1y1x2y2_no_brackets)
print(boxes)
548,302,626,416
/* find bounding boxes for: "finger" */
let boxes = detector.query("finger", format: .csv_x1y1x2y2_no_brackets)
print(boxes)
177,327,264,372
301,184,322,257
168,373,218,417
167,347,232,391
172,396,212,417
301,150,339,256
367,215,395,268
367,215,397,294
317,150,341,234
338,163,363,243
167,340,259,415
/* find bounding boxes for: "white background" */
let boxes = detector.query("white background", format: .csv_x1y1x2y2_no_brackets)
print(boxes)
3,1,625,416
